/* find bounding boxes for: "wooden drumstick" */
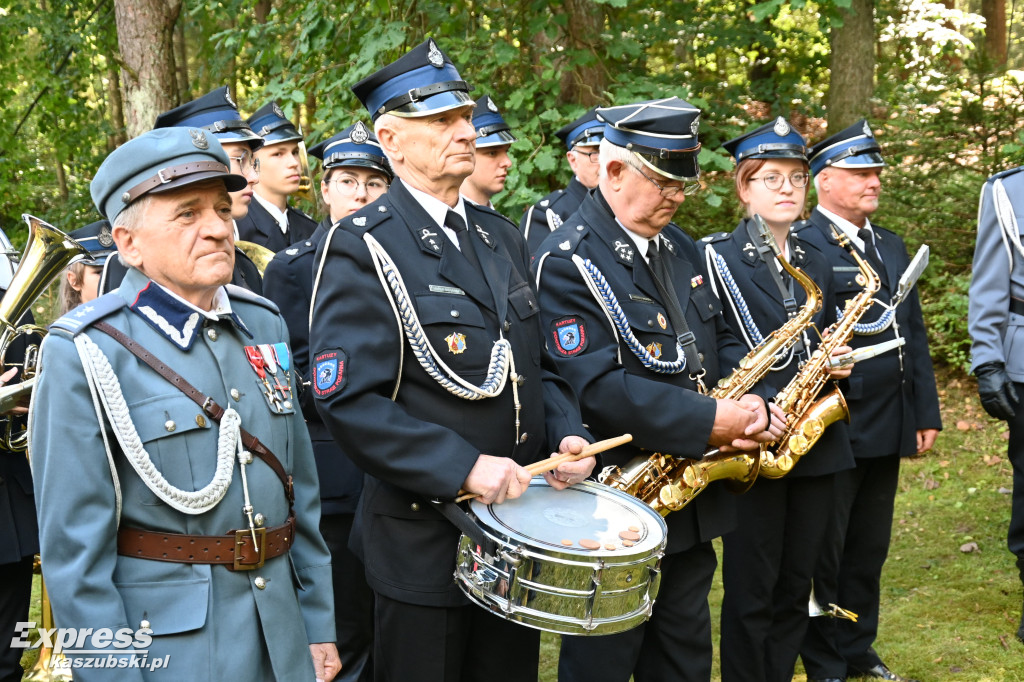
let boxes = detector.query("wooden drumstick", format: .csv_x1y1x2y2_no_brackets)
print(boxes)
454,433,633,503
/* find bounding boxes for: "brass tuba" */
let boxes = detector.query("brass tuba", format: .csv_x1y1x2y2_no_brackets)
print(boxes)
235,240,276,276
758,225,880,478
601,216,821,515
0,215,90,450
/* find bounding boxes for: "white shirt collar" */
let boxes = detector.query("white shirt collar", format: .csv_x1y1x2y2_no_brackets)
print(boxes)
154,282,233,321
817,205,874,251
253,192,289,234
403,179,468,249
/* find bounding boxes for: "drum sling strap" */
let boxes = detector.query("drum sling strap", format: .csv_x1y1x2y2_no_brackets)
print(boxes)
93,321,296,571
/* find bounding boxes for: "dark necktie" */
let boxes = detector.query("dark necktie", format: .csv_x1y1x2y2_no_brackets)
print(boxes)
857,227,885,276
445,210,482,273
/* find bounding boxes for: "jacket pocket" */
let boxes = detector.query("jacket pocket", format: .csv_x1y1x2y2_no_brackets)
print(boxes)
126,394,211,505
114,578,209,636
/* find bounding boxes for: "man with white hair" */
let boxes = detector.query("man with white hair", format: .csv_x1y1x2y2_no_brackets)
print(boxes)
307,38,592,682
532,97,782,682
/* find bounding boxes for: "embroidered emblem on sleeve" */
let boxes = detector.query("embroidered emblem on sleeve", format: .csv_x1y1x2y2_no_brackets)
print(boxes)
313,348,348,398
551,316,588,357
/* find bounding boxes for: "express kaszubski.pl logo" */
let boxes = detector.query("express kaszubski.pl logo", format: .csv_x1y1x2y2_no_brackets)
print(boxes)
11,622,170,671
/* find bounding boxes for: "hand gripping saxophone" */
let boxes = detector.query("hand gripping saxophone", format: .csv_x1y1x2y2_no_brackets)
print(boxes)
758,225,880,478
600,216,821,515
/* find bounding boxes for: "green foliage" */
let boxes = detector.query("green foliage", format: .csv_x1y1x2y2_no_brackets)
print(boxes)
919,271,973,372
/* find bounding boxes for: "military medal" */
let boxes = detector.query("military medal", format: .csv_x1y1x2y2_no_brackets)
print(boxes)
244,346,283,411
657,312,668,329
645,342,663,359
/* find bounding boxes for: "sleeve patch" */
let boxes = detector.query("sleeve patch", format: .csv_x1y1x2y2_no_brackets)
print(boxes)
313,348,348,398
551,316,588,357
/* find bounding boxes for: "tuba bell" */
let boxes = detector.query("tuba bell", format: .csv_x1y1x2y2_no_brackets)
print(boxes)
235,240,276,276
0,214,89,450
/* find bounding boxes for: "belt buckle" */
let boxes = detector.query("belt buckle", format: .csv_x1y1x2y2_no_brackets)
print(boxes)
233,527,266,570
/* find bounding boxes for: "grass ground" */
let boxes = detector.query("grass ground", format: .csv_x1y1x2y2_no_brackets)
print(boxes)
20,370,1024,680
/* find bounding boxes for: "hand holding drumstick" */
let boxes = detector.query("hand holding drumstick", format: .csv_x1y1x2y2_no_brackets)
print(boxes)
456,434,632,503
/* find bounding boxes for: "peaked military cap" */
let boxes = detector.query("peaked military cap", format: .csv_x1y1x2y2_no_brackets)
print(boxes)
597,97,702,181
91,127,247,221
555,107,604,149
247,100,303,145
154,86,264,150
69,219,117,265
352,38,473,121
472,95,517,148
809,118,885,175
722,116,807,163
308,122,392,181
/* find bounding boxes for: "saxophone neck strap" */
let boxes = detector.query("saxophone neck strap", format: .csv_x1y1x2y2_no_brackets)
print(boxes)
92,321,294,506
744,220,805,358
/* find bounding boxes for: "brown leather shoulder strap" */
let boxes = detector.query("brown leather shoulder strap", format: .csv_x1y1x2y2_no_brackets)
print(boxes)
92,321,294,504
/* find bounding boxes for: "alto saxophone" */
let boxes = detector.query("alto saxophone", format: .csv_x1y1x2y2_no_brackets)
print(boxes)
601,216,821,515
758,225,880,478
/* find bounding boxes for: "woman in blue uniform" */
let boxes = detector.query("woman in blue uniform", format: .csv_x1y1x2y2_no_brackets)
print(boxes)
702,118,854,682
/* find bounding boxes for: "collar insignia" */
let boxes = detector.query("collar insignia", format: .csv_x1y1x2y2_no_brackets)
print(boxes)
474,225,493,246
427,41,444,68
378,205,387,212
559,240,571,251
613,239,634,264
661,237,676,255
743,241,756,257
352,216,366,227
420,227,442,253
189,129,209,150
129,282,202,350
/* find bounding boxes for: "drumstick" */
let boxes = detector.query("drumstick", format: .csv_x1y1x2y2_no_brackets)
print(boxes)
454,434,632,503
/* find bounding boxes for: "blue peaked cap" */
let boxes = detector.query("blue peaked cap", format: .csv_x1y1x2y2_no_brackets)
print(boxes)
722,117,807,163
809,118,886,175
556,107,604,149
153,86,264,150
247,100,303,145
308,122,392,181
352,38,473,121
472,95,516,148
597,97,702,181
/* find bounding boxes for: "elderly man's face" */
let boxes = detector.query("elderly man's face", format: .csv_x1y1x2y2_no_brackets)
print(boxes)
389,105,477,190
818,166,882,225
605,160,687,238
115,180,235,309
567,145,601,189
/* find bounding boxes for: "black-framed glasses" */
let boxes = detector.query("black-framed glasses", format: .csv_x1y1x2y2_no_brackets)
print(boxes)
572,148,600,163
228,153,260,174
630,164,700,198
748,171,809,191
331,176,389,196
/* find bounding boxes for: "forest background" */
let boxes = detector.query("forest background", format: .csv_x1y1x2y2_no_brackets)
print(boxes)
0,0,1023,371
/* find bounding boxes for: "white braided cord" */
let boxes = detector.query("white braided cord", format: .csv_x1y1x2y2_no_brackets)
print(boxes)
363,233,511,400
837,299,894,335
993,178,1024,271
74,333,239,515
571,255,687,374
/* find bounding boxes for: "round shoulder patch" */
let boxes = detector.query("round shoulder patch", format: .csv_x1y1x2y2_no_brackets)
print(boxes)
550,316,588,357
313,348,348,398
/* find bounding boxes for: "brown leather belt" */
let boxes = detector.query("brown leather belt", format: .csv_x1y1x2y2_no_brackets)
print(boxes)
117,513,295,571
1012,297,1024,317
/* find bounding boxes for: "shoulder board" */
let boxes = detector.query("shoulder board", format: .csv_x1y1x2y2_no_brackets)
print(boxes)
870,223,903,243
988,166,1024,183
275,239,317,263
49,293,126,336
339,202,392,236
467,202,517,230
699,231,731,244
540,221,588,257
535,189,564,209
791,219,815,234
225,284,280,314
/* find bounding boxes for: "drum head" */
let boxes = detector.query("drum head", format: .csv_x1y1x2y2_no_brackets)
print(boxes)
469,478,666,556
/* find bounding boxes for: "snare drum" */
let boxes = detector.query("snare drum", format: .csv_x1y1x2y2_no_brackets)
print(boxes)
455,477,667,635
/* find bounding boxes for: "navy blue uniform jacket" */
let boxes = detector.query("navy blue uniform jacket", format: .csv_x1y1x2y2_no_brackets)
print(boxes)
795,208,941,458
309,180,588,607
532,190,762,553
702,220,855,477
236,200,318,253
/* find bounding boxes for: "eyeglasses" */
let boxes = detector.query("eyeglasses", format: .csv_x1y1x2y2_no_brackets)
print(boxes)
748,171,810,191
630,164,700,198
331,176,389,196
572,148,600,164
228,153,260,174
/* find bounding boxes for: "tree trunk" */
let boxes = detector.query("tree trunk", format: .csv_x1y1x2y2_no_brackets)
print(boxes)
173,13,190,104
54,152,68,202
826,0,875,131
555,0,607,106
113,0,182,138
254,0,273,23
982,0,1008,67
106,65,127,150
